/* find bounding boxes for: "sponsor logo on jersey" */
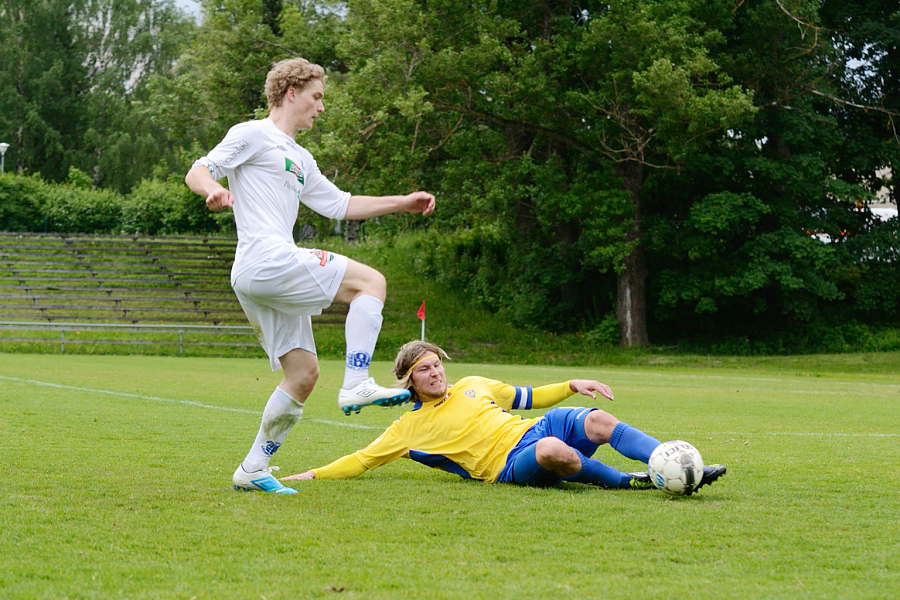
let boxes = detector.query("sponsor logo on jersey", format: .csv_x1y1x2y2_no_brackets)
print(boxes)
313,249,332,266
465,389,476,398
285,157,305,184
222,139,250,166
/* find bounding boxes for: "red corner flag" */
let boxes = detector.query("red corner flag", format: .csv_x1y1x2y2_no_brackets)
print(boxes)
417,301,426,321
417,301,426,340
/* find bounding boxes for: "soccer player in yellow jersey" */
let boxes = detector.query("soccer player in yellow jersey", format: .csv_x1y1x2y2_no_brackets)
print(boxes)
282,341,726,491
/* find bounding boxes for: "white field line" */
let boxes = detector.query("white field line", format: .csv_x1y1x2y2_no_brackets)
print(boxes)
0,374,381,430
2,374,898,436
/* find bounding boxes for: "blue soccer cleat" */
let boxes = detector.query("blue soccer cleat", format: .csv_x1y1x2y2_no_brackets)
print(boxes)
233,465,298,494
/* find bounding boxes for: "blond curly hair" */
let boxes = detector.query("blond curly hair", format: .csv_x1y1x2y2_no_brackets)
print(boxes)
392,340,449,401
265,57,326,109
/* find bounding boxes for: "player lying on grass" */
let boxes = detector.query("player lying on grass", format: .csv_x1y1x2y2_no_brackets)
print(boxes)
282,340,727,492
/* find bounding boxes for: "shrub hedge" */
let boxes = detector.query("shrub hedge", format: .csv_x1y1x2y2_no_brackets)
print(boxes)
0,172,234,235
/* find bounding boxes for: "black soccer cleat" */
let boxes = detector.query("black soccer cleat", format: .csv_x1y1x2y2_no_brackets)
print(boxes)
626,471,656,490
687,464,727,495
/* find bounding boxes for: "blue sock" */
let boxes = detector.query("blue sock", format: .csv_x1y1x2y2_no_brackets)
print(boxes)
510,444,545,482
563,449,631,488
507,444,561,487
609,422,661,463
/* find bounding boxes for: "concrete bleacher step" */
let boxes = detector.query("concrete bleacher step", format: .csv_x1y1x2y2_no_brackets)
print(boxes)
0,232,348,328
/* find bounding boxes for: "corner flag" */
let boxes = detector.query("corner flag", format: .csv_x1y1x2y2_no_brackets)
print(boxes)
417,301,426,340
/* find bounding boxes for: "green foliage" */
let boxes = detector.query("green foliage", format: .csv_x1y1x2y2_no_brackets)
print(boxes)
830,215,900,321
412,153,632,331
584,313,621,346
121,177,230,235
42,183,124,234
0,172,236,235
820,0,900,205
1,0,898,352
0,175,46,232
0,0,195,191
0,0,90,182
320,0,759,342
651,190,842,324
0,172,125,234
146,0,309,151
65,166,93,189
637,0,900,349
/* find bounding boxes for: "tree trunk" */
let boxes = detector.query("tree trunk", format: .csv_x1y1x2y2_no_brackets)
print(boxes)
616,160,650,347
616,243,650,347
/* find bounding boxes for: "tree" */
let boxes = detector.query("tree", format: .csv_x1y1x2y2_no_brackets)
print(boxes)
642,0,900,350
819,0,900,326
0,0,195,191
146,0,346,153
77,0,196,192
820,0,900,206
323,0,754,344
0,0,91,180
566,0,756,345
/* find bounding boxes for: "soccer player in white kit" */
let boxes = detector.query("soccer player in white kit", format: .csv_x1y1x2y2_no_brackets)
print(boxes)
185,57,435,494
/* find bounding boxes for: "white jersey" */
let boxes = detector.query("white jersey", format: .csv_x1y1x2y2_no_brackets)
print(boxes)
193,118,351,280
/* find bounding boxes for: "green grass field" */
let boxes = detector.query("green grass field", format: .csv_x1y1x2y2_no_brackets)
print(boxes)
2,352,898,599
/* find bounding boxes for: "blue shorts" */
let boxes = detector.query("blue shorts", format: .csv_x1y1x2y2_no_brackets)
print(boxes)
496,407,599,486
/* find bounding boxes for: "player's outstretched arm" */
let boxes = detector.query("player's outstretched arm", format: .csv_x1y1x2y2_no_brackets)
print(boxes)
282,453,369,481
569,379,614,401
281,470,315,481
344,191,435,220
526,379,613,409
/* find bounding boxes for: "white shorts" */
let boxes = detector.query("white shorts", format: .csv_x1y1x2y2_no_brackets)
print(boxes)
231,246,349,371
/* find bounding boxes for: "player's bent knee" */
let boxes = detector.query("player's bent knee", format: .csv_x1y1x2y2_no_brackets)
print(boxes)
337,262,387,303
585,409,619,444
283,369,318,400
535,437,579,474
363,269,387,299
279,350,320,399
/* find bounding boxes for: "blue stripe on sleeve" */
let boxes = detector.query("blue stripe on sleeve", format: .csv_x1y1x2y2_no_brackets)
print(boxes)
513,386,533,410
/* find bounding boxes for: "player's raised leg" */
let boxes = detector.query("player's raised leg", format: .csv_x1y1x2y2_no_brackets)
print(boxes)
334,260,410,415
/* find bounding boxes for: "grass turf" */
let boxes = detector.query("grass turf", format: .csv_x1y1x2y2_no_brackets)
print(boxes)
1,352,898,599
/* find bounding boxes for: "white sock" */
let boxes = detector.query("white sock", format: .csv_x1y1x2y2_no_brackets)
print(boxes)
342,294,384,389
241,387,304,472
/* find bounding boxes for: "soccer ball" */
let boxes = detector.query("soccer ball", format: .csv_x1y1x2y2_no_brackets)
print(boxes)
648,440,704,495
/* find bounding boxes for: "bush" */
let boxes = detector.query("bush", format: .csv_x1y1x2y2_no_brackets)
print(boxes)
0,172,234,236
42,184,123,233
0,171,124,234
121,178,230,235
0,174,46,231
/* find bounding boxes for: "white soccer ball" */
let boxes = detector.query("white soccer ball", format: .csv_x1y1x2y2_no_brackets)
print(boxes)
648,440,704,495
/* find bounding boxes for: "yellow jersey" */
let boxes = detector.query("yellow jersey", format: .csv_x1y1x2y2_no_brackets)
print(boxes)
313,376,575,483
